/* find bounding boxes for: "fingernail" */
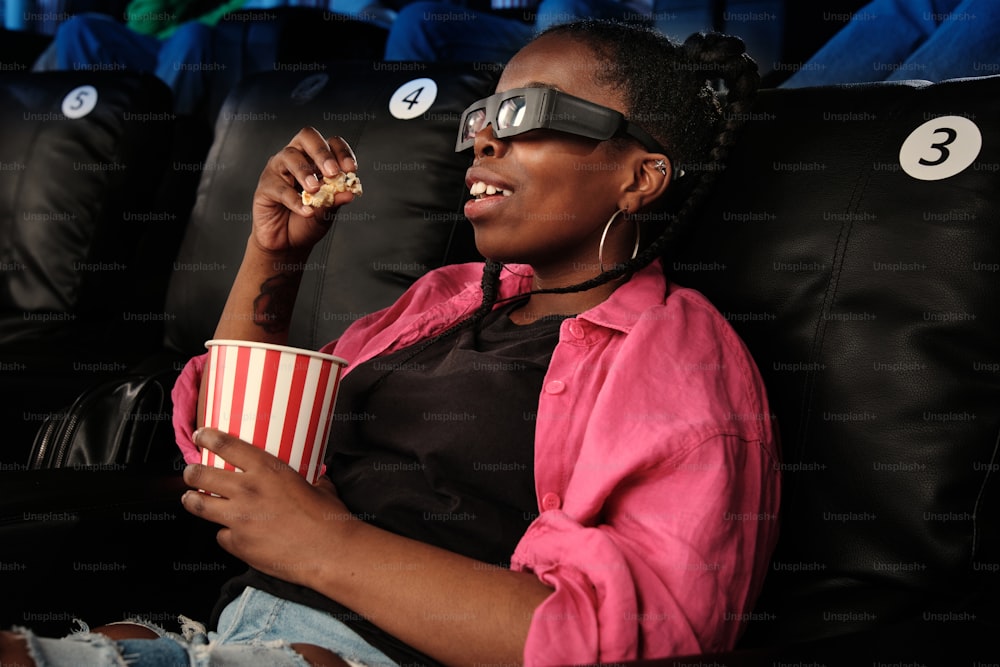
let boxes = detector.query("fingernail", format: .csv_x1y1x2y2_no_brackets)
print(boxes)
306,173,320,189
193,427,204,443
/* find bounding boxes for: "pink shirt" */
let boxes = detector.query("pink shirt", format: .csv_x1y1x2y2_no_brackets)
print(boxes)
172,260,780,664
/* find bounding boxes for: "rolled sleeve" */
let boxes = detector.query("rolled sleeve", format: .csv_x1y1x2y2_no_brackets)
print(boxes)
511,434,779,665
171,353,208,464
513,511,638,662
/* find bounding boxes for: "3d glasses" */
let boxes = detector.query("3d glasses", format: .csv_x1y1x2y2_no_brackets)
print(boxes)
455,86,667,154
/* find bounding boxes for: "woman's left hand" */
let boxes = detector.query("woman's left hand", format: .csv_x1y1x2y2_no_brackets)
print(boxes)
181,427,352,587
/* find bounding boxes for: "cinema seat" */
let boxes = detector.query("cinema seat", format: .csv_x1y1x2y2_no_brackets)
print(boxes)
0,71,178,464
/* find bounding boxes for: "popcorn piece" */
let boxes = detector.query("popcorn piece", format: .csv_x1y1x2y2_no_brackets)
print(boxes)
301,172,363,207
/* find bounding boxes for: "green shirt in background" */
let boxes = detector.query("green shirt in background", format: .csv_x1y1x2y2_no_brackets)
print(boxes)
124,0,248,38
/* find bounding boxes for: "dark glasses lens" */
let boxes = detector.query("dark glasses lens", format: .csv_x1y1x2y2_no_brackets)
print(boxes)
460,107,486,145
497,96,527,130
459,95,527,147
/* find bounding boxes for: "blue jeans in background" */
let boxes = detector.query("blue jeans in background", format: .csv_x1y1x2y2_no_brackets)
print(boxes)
782,0,1000,86
40,12,254,116
384,0,651,62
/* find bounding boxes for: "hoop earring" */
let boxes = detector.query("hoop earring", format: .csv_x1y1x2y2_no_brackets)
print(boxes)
598,208,640,273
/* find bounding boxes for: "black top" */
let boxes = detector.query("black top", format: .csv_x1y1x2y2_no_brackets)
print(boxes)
212,300,569,665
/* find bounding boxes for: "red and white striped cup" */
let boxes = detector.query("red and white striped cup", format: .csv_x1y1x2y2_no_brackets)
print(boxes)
198,340,348,484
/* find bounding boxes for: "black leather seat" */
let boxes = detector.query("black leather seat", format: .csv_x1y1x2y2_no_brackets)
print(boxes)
668,74,1000,661
0,71,179,463
2,65,998,664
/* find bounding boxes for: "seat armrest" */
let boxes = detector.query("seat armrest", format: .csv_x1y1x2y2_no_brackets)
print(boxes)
0,470,242,635
637,614,998,667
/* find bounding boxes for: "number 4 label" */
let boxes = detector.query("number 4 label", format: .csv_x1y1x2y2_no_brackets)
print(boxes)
899,115,982,181
389,78,438,120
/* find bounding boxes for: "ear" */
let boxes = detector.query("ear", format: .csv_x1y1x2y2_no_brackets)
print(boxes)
618,152,673,212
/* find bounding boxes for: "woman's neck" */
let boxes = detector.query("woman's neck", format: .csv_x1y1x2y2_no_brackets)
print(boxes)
508,276,622,325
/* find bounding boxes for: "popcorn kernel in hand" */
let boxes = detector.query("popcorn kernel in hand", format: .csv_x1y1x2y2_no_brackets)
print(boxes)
301,172,363,207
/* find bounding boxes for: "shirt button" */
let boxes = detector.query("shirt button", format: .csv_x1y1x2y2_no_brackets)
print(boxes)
568,321,585,339
541,492,561,511
544,380,566,394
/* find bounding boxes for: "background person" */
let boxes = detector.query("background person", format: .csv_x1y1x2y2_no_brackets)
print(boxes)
781,0,1000,86
383,0,654,62
32,0,404,116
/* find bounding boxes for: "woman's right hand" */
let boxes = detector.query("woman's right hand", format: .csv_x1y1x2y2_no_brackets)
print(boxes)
251,127,359,255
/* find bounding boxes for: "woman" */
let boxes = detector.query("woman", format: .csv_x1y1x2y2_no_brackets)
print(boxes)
2,19,779,667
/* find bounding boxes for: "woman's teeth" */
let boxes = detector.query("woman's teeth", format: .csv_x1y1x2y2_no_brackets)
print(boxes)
469,182,512,199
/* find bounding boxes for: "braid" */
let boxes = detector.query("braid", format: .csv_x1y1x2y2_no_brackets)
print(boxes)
661,32,760,247
360,260,504,394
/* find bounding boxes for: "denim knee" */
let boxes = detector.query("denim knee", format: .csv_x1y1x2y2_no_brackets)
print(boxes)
9,621,316,667
13,621,134,667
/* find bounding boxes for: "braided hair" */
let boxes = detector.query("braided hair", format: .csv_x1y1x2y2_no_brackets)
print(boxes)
368,20,759,383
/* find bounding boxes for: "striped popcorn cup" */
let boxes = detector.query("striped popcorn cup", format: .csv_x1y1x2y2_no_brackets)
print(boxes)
198,340,348,484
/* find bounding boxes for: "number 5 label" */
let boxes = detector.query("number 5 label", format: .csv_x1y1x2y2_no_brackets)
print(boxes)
389,78,438,120
899,115,982,181
61,85,98,119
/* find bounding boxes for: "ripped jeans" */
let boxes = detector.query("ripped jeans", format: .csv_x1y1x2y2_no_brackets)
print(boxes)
12,587,398,667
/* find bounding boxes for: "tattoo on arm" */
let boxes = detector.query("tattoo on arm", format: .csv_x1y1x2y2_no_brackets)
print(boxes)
253,273,299,333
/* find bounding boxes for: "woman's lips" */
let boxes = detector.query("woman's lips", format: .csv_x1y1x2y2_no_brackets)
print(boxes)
464,191,510,219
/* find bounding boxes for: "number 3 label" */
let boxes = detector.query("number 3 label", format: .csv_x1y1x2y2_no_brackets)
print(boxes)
899,115,981,181
61,85,98,119
389,78,438,120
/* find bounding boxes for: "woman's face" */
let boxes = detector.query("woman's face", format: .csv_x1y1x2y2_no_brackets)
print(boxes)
463,33,644,278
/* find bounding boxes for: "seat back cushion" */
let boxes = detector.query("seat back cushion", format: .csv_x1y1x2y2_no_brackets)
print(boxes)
0,71,175,464
0,71,174,345
670,75,1000,644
